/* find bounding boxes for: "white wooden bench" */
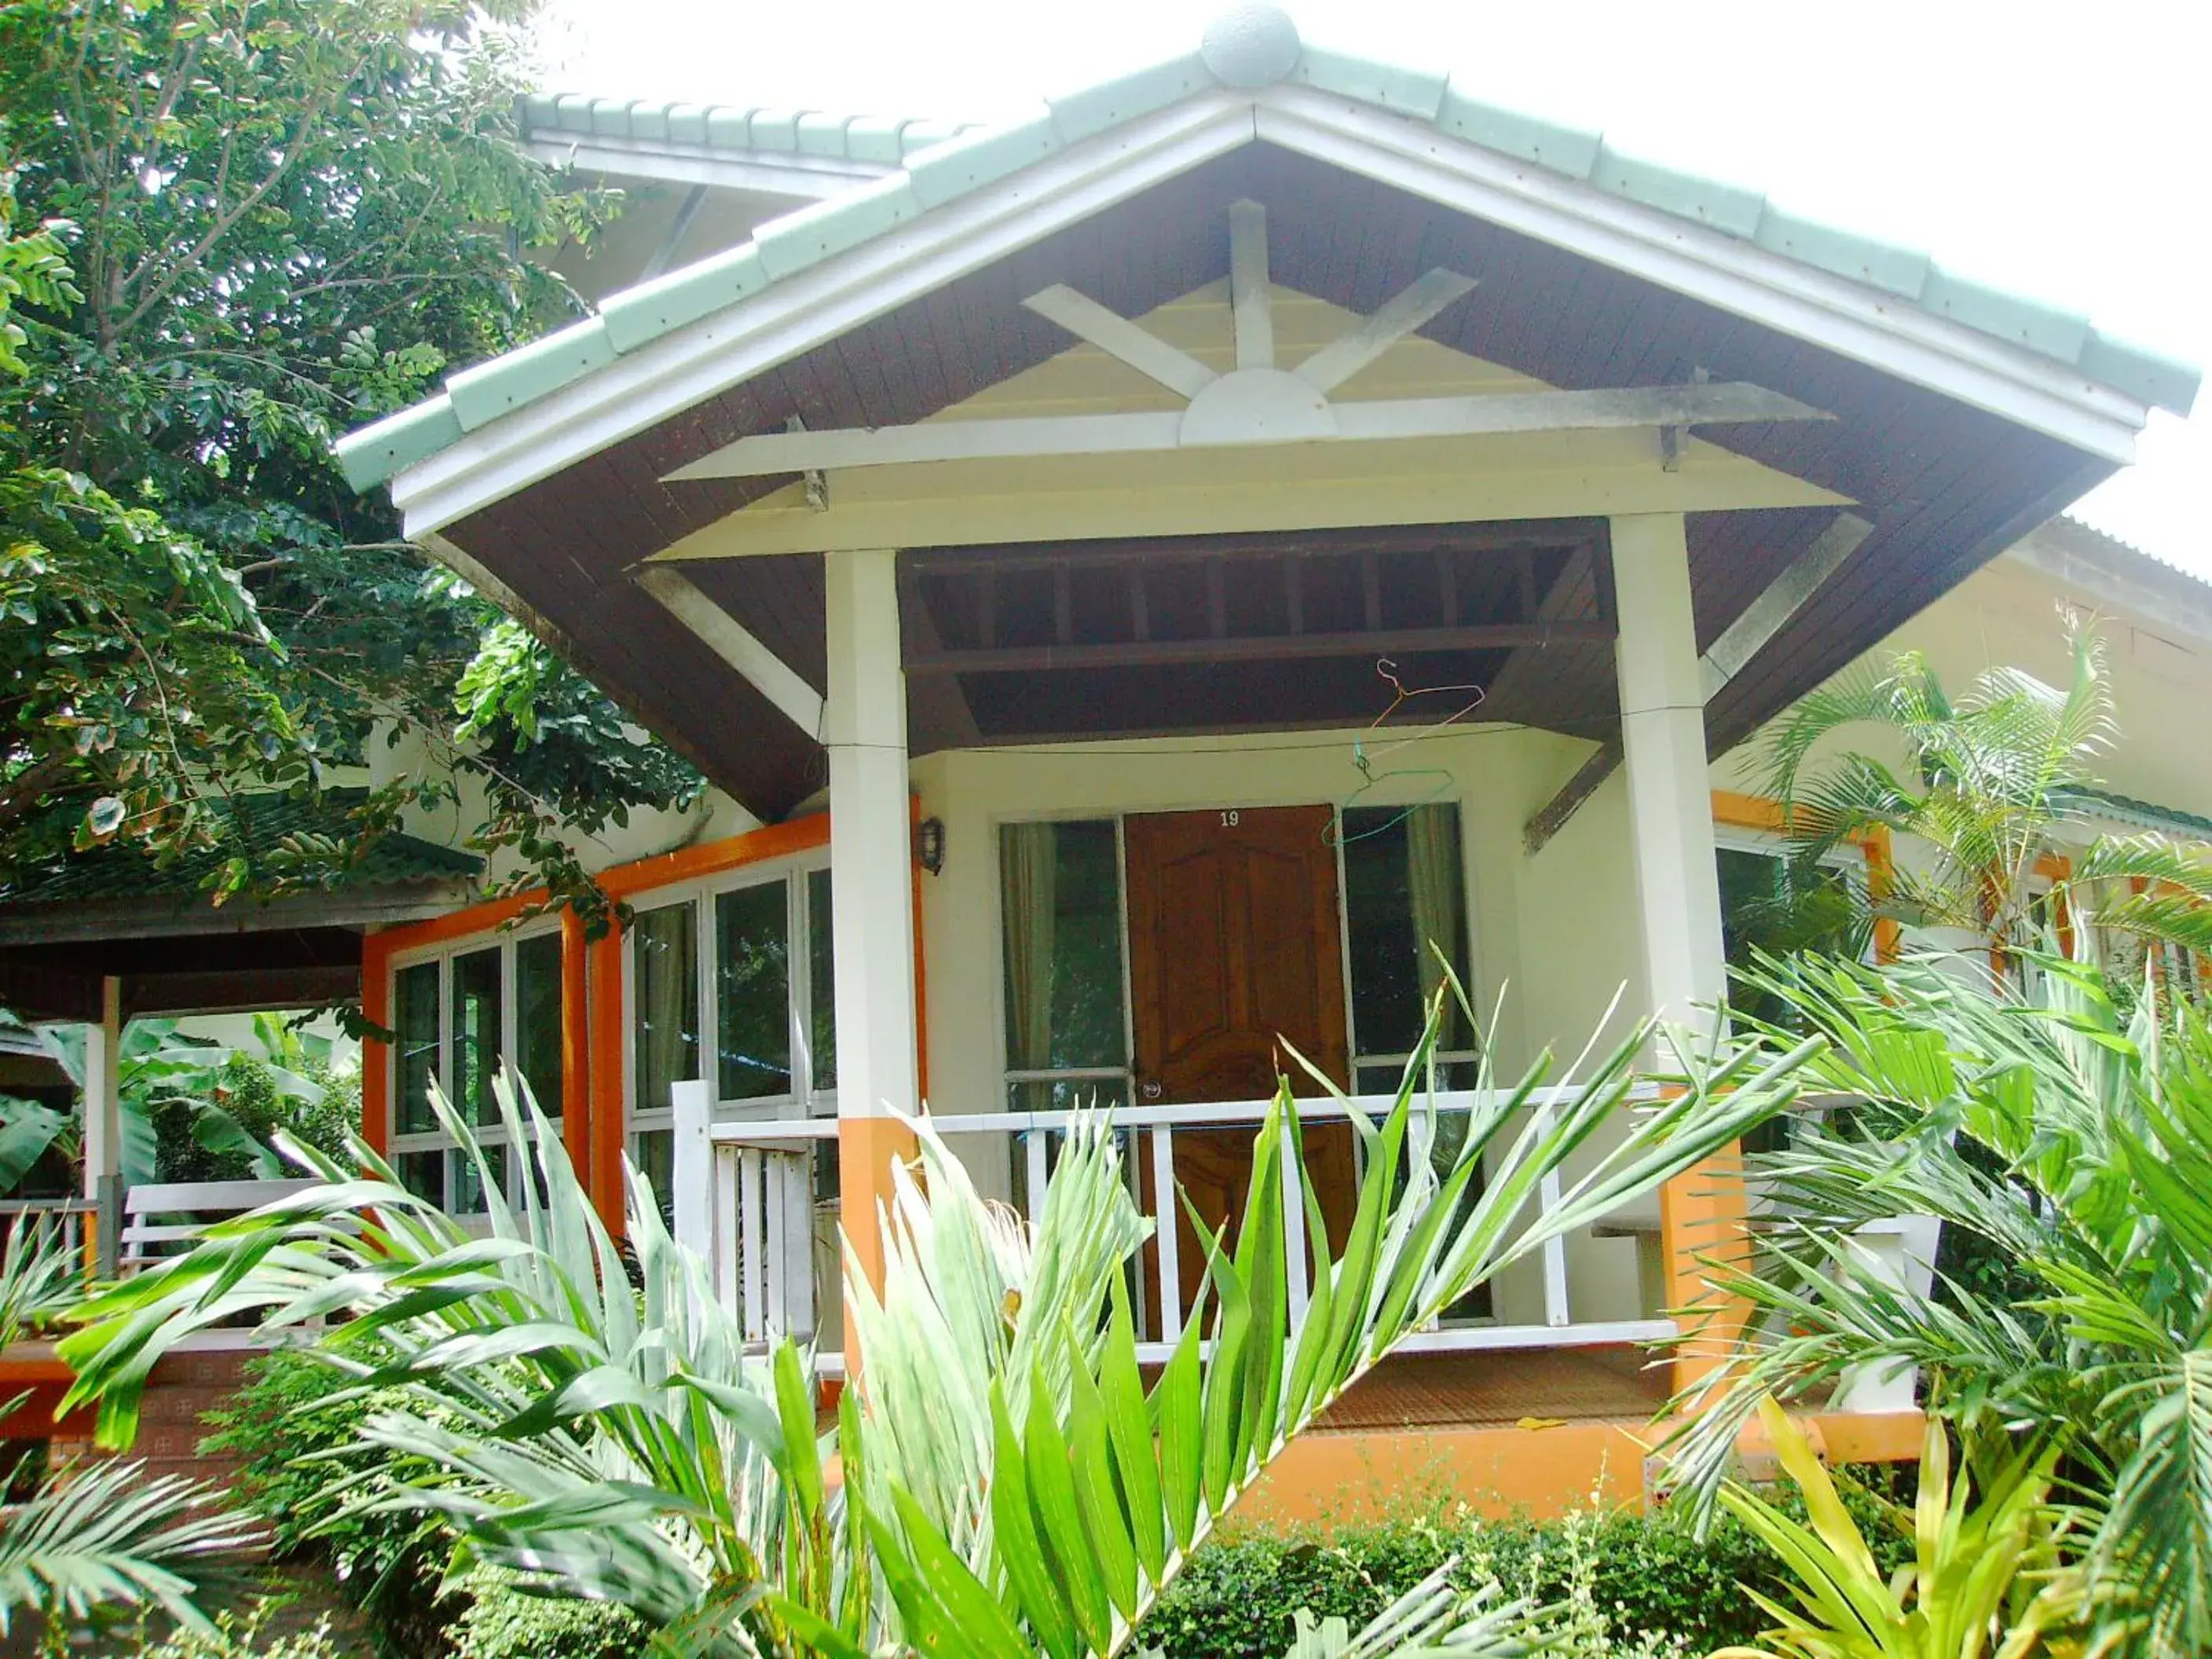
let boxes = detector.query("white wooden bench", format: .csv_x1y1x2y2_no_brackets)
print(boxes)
118,1178,321,1273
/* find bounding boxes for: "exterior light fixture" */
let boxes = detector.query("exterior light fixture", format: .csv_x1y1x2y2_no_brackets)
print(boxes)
916,816,946,875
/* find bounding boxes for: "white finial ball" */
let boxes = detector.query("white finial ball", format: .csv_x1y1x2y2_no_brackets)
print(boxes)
1200,3,1302,89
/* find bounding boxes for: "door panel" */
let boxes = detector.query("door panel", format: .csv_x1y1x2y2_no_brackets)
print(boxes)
1125,806,1355,1316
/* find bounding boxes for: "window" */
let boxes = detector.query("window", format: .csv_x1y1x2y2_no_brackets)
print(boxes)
390,929,564,1214
1342,804,1477,1093
999,820,1130,1113
628,862,836,1204
1716,838,1868,1024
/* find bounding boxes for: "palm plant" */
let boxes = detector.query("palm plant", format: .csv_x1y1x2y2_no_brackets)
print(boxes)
1664,948,2212,1657
57,988,1816,1657
1710,1400,2087,1659
0,1218,253,1639
1763,617,2212,959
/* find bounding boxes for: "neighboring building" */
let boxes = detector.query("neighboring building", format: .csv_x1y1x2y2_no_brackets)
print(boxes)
331,9,2201,1518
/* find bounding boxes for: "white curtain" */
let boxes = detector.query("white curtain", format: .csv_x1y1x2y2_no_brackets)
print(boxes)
1404,804,1464,1048
1001,824,1059,1095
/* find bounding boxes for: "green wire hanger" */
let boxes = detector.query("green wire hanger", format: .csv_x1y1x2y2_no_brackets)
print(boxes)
1328,659,1486,846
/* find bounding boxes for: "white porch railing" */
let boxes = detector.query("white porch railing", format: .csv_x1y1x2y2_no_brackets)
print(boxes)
670,1081,1679,1372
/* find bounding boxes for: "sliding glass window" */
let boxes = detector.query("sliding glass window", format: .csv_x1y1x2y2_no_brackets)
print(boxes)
627,859,836,1207
389,928,564,1214
1000,819,1130,1114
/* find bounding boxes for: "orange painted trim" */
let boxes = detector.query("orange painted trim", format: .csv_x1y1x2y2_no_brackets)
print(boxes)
599,815,830,900
1711,789,1895,960
559,909,591,1188
372,891,536,958
359,932,394,1155
587,926,628,1231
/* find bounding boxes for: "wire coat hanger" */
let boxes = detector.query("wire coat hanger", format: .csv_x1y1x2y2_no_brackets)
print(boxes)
1328,660,1485,845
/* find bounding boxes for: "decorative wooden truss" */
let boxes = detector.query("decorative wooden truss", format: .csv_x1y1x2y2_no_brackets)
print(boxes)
663,201,1829,488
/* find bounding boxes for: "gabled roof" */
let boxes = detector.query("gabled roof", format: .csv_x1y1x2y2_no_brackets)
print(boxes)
338,9,2199,496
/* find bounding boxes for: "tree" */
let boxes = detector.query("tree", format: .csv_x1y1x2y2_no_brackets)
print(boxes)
0,0,698,932
1664,949,2212,1657
1762,617,2212,967
57,990,1815,1656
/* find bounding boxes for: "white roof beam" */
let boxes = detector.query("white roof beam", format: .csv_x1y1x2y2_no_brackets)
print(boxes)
661,382,1828,483
1228,200,1274,372
1022,284,1218,400
635,566,825,738
1700,511,1873,698
1296,269,1479,393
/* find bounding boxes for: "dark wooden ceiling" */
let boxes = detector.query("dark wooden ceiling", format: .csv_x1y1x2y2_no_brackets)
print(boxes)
442,143,2109,821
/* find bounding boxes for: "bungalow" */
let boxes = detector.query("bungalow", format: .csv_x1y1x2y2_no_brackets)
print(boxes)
331,6,2201,1518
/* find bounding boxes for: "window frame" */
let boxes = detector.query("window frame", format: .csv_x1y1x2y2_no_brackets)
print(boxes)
386,921,566,1214
621,848,838,1162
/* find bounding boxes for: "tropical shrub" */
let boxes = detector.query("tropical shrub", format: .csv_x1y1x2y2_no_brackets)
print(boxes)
1136,1482,1914,1658
137,1603,353,1659
198,1349,461,1654
59,987,1811,1657
1666,947,2212,1657
447,1569,653,1659
1761,617,2212,959
1709,1401,2089,1658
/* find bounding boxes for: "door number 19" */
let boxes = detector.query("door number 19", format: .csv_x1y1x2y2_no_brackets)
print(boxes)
1219,809,1240,826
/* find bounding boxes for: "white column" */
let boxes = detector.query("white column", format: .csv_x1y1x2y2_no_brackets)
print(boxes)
82,976,123,1276
80,976,123,1199
824,548,920,1119
1611,514,1727,1037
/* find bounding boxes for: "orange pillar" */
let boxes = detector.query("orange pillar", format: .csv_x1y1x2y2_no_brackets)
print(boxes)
359,933,393,1156
586,925,628,1232
559,907,592,1192
1657,1143,1753,1399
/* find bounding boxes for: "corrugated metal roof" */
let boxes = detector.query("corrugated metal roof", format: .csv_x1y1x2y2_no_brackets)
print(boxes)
518,93,978,167
0,789,481,910
336,14,2203,493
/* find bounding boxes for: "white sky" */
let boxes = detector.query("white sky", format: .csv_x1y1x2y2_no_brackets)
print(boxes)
540,0,2209,570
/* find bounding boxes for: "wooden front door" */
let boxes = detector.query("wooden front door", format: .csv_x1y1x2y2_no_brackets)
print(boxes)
1124,806,1357,1314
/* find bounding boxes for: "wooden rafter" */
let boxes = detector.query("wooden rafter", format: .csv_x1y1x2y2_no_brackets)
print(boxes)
1521,509,1878,854
906,619,1611,676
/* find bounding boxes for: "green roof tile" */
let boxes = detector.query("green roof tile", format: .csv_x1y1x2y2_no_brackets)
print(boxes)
796,112,852,157
345,27,2199,493
335,396,463,492
1752,208,1931,298
599,244,768,353
748,109,801,152
905,112,1061,212
0,789,481,911
1921,267,2090,361
844,116,908,166
754,176,921,280
666,102,708,145
1047,54,1211,146
1294,45,1448,119
446,320,617,431
1592,143,1767,238
1433,87,1600,178
2078,333,2203,414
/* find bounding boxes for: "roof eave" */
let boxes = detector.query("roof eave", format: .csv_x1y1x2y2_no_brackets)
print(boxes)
351,81,2166,539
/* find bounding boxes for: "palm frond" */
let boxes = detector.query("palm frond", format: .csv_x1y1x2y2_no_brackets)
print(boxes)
0,1457,255,1636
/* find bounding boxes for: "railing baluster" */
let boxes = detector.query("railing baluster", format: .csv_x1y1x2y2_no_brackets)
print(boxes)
1537,1107,1570,1328
1151,1126,1181,1342
670,1080,713,1266
741,1149,766,1342
783,1153,817,1339
1024,1128,1049,1224
712,1145,738,1308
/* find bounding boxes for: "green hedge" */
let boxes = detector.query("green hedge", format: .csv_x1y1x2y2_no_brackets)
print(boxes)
1134,1481,1912,1658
